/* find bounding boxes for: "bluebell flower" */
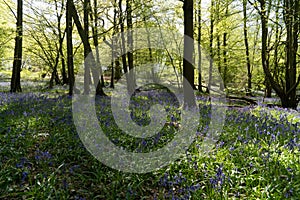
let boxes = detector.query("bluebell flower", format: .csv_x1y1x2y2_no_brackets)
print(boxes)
21,171,28,182
210,164,226,190
16,157,28,169
285,189,293,198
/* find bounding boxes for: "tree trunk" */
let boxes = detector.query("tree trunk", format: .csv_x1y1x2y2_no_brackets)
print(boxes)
243,0,252,96
126,0,135,94
71,0,105,96
273,0,280,83
264,77,272,98
90,0,104,87
183,0,196,107
49,65,60,88
144,17,155,79
110,0,121,88
119,0,128,76
215,0,221,77
197,0,203,92
222,4,229,90
83,0,91,94
283,0,299,108
55,0,68,85
10,0,23,93
207,0,214,93
66,0,74,95
258,0,299,108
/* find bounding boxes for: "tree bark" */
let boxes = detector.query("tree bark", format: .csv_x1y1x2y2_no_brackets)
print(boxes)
207,0,214,93
83,0,91,94
10,0,23,93
90,0,104,87
70,0,105,96
258,0,299,108
66,0,74,95
197,0,203,93
126,0,135,94
55,0,68,85
119,0,128,75
243,0,252,96
183,0,196,107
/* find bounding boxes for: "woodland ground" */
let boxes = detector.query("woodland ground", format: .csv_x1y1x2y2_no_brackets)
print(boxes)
0,75,300,199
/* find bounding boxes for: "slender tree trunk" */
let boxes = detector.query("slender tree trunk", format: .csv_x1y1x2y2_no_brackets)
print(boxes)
119,0,128,76
259,0,288,106
10,0,23,93
66,0,74,95
143,16,155,80
83,0,91,94
215,0,221,77
113,8,121,82
207,0,214,93
197,0,203,92
222,5,229,90
90,0,104,87
70,0,105,96
243,0,252,96
55,0,68,85
110,0,121,88
49,63,60,88
126,0,135,93
60,46,68,85
59,30,68,85
273,0,280,83
260,0,273,98
222,32,228,89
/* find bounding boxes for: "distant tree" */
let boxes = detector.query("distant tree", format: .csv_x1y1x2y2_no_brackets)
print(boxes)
222,3,229,90
10,0,23,93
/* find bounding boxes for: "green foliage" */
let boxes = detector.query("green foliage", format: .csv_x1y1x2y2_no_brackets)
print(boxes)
0,0,15,70
1,92,300,199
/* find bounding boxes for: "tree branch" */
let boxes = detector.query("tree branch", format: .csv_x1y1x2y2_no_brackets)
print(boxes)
3,0,17,20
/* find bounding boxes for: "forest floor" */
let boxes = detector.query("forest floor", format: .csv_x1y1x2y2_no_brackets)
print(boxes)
1,84,300,199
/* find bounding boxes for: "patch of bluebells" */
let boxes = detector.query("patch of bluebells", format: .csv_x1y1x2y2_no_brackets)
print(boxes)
15,157,31,186
74,196,86,200
34,150,53,166
285,188,293,198
16,157,30,169
35,150,52,160
209,164,228,191
158,172,200,199
21,171,29,183
225,105,300,152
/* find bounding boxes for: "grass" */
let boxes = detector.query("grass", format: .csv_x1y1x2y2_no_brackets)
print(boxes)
0,89,300,199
